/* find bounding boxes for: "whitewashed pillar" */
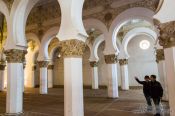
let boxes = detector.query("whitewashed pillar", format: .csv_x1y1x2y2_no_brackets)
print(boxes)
4,49,27,115
89,61,99,89
119,59,129,90
0,62,6,92
48,65,54,88
158,21,175,116
104,54,119,98
156,49,168,101
60,40,85,116
38,61,49,94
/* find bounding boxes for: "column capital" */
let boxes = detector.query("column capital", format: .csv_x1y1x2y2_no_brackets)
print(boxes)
104,54,118,64
59,39,86,57
48,65,54,69
119,59,128,66
0,64,6,70
4,49,27,63
32,65,36,71
89,61,98,67
156,49,165,63
38,61,49,68
158,21,175,48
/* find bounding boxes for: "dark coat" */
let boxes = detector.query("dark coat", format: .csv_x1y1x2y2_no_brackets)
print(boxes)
150,81,163,98
135,78,151,97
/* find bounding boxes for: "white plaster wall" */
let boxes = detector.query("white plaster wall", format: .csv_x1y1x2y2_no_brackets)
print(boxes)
127,35,159,86
53,57,64,85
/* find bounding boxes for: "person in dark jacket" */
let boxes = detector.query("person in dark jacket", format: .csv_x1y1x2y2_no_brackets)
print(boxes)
150,75,163,116
135,76,152,111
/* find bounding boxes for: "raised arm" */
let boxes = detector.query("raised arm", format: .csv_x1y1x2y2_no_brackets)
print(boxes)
135,77,144,85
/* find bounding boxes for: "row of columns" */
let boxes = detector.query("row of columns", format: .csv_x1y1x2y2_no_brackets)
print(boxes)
90,58,129,92
0,44,170,116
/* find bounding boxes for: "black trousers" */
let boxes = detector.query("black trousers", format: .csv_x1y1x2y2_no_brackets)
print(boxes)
152,97,161,115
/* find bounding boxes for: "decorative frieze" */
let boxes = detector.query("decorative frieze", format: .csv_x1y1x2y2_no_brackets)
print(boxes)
4,49,27,63
90,61,98,67
48,65,54,69
119,59,128,65
104,54,118,64
59,39,86,57
38,61,49,68
156,49,165,63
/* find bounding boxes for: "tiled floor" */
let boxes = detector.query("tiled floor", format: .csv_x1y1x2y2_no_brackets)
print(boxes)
0,88,170,116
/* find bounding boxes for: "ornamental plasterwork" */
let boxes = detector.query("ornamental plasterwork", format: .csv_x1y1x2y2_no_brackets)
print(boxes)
4,49,27,63
86,30,102,46
48,65,54,69
156,49,164,63
89,61,98,67
83,0,159,27
158,21,175,48
37,61,49,68
0,64,6,70
104,54,118,64
59,39,86,57
26,0,159,31
119,59,128,65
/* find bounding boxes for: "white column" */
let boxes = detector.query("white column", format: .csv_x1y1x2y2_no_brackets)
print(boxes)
90,61,99,89
106,64,118,98
48,65,54,88
157,60,168,101
164,47,175,115
119,59,129,90
60,39,86,116
4,49,27,115
105,54,119,98
0,64,6,91
38,61,49,94
64,57,84,116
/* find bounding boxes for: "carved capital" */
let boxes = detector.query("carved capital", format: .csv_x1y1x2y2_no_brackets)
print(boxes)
0,65,6,70
48,65,54,69
32,65,36,71
119,59,128,65
156,49,165,63
90,61,98,67
59,39,86,57
158,21,175,48
38,61,49,68
104,54,118,64
4,49,27,63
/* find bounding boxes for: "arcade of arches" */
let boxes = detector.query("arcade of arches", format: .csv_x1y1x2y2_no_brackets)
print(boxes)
0,0,175,116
